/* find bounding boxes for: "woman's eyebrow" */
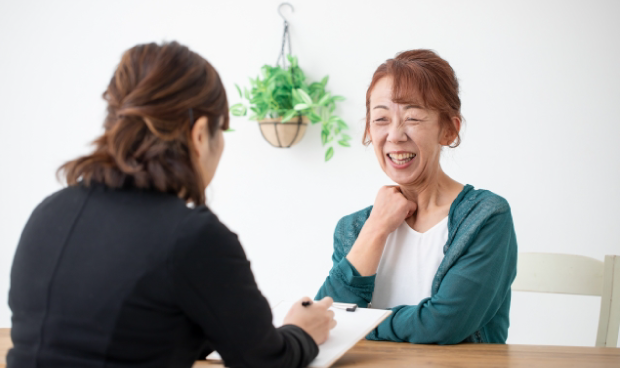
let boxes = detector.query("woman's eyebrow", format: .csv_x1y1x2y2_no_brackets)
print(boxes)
372,104,424,110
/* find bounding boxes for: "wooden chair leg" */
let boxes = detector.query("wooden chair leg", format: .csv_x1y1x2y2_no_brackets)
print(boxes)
596,255,620,347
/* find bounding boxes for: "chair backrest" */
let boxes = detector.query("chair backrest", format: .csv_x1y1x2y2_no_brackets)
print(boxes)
512,253,619,347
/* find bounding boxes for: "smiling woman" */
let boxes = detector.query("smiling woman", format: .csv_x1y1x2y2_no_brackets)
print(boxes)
316,49,518,344
363,49,462,149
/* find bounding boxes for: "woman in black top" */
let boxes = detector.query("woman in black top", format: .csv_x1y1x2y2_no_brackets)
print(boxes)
8,41,335,368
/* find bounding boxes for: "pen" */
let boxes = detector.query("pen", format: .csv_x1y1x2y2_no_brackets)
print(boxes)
301,300,357,311
333,302,357,312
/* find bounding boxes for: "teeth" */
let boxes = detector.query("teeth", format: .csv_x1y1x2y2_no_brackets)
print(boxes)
388,153,415,160
388,152,416,165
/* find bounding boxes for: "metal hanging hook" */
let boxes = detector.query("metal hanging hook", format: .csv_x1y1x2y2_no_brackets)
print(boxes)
278,3,294,23
276,3,294,69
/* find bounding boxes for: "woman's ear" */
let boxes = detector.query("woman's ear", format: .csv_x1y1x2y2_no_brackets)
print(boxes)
365,126,373,145
190,116,209,157
440,116,461,146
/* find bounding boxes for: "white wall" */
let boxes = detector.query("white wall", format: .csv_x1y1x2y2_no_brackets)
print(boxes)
1,0,619,347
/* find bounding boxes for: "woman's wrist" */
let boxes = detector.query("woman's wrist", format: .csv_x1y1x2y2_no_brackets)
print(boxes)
345,221,389,277
361,217,390,241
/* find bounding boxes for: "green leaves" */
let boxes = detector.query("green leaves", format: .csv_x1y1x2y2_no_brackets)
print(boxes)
287,54,299,68
317,92,331,106
309,111,322,124
231,55,350,162
280,109,297,123
329,115,348,129
321,130,328,146
325,147,334,161
295,88,313,106
230,103,247,117
321,76,329,87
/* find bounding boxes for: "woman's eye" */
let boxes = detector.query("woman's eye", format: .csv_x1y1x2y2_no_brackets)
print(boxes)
406,118,420,122
373,118,388,123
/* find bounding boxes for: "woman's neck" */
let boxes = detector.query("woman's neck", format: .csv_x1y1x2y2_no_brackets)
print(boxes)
399,167,463,228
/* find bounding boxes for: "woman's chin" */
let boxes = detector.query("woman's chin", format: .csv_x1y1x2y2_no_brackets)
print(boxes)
384,170,420,187
382,159,419,184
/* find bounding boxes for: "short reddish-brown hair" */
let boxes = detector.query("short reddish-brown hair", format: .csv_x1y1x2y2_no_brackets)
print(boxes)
364,49,462,147
58,41,229,205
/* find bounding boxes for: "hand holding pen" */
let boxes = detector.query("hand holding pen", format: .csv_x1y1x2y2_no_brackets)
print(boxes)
283,296,337,345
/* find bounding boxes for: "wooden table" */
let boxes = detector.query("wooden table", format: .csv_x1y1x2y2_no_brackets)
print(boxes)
2,328,619,367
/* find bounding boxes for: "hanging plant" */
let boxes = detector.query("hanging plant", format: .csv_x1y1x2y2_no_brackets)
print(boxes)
230,55,350,161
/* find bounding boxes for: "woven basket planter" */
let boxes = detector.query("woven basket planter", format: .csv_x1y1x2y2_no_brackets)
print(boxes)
258,116,309,148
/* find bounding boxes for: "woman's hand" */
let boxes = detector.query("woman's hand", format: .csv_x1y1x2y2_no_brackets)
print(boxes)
283,297,337,345
366,186,417,236
345,186,417,276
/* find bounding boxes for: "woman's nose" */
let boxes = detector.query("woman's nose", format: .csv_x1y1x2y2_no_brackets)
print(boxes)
386,122,407,143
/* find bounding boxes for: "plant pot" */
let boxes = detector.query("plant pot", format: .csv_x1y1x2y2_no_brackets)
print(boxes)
258,116,309,148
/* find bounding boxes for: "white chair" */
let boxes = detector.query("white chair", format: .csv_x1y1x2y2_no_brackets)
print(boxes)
512,253,620,347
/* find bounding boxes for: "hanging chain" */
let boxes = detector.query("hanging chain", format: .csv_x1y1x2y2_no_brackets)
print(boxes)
275,3,302,129
276,20,292,70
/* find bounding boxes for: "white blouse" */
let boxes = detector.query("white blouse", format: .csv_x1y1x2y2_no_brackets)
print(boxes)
370,217,449,309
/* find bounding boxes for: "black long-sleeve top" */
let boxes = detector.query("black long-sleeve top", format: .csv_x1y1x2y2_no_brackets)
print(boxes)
8,183,318,367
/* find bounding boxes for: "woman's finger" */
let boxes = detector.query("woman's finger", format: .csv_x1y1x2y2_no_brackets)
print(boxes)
406,201,418,217
317,296,333,308
329,318,338,329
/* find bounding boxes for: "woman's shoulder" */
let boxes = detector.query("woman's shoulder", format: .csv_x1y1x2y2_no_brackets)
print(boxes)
454,184,511,218
448,185,514,241
176,205,232,238
173,205,241,255
181,204,220,223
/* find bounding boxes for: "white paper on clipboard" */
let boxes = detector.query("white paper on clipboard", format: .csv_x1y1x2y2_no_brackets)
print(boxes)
206,300,392,368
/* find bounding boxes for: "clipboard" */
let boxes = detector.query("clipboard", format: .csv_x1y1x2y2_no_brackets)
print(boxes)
207,300,392,367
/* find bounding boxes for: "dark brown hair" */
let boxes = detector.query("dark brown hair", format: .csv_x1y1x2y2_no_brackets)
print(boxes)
58,41,229,205
363,49,462,147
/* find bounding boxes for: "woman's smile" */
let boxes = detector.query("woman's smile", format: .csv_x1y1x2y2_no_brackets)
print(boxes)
386,151,416,168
